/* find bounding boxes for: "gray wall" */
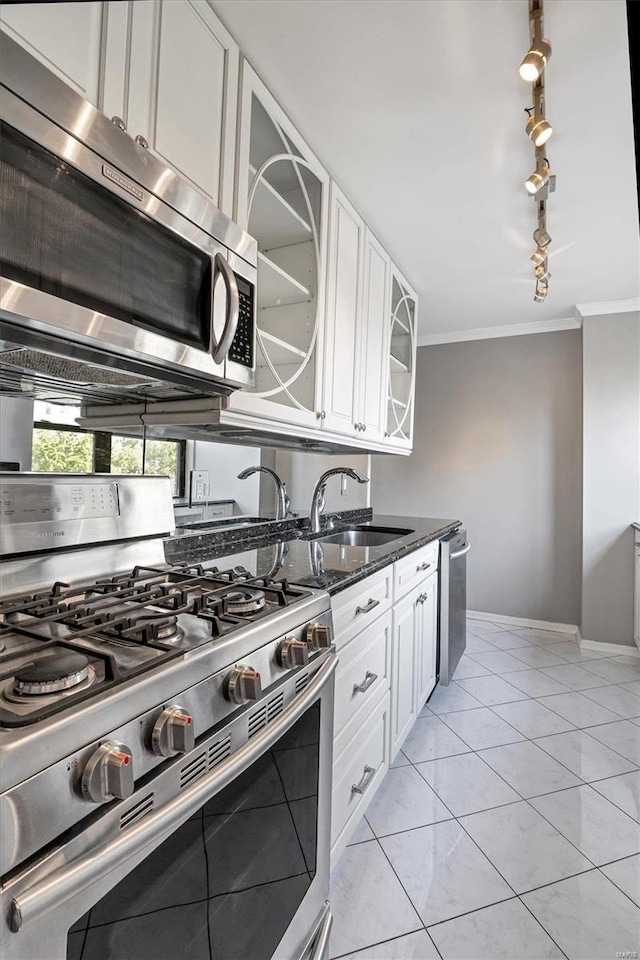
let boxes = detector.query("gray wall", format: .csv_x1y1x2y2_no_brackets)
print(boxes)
274,451,370,516
372,332,583,624
582,312,640,646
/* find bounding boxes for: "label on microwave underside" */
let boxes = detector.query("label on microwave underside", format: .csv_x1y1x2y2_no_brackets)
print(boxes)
102,164,144,201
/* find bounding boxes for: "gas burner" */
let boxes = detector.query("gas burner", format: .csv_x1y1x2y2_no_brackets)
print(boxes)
13,652,90,696
224,587,266,615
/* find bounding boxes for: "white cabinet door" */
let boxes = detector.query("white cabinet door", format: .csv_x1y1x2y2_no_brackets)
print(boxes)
102,0,238,214
385,265,418,451
322,183,364,436
357,231,390,442
230,61,329,430
1,1,105,104
391,585,419,758
416,574,438,708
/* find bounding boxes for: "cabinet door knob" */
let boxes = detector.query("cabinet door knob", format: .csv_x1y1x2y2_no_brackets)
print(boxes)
111,116,127,132
362,423,367,432
316,410,326,420
135,134,149,149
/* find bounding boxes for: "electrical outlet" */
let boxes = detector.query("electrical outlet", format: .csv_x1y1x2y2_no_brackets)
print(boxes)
341,474,348,497
189,470,209,505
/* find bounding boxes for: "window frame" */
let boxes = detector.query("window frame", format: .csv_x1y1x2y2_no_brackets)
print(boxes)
31,420,187,497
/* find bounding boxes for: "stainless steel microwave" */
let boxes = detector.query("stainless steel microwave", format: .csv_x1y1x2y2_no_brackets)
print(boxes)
0,33,257,401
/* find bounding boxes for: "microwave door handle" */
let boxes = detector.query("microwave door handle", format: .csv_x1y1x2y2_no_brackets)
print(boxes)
211,252,239,365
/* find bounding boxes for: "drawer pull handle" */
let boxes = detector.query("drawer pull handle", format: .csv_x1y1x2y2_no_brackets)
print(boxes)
351,765,376,795
353,671,378,694
355,598,380,616
417,562,432,572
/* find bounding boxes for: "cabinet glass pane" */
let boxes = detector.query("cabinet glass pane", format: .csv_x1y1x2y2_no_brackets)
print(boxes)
243,94,323,416
386,275,416,441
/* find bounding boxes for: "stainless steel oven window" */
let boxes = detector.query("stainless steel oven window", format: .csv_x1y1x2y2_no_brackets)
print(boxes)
0,122,212,351
66,704,321,960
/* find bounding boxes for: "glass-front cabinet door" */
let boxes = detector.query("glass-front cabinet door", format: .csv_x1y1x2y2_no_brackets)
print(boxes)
229,62,329,432
385,267,417,450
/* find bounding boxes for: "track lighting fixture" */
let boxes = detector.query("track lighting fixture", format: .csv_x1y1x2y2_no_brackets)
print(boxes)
530,246,548,266
525,110,553,147
520,0,555,301
525,161,550,195
519,38,552,82
534,261,551,282
533,279,549,302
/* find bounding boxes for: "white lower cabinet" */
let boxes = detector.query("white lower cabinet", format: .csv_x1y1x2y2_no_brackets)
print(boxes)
330,544,441,862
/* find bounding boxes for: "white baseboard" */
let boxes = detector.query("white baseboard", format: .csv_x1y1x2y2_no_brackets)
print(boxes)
467,610,577,635
576,629,640,658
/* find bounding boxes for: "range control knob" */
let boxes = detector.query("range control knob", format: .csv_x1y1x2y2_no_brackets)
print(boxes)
277,637,309,669
224,665,262,705
305,622,331,651
152,706,194,757
81,741,134,804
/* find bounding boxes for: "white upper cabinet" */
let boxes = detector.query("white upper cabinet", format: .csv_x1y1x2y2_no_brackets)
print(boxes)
230,62,329,430
357,231,390,442
102,0,238,214
322,184,365,436
0,1,105,104
385,266,418,450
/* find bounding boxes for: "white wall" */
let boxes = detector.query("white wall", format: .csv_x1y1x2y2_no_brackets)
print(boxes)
0,396,33,470
191,441,261,516
582,311,640,646
372,333,583,625
274,450,371,516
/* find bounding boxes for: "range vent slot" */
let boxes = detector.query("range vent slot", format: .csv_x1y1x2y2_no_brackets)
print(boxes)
120,794,154,830
208,736,231,769
180,751,207,789
295,672,310,694
248,704,267,738
267,692,284,721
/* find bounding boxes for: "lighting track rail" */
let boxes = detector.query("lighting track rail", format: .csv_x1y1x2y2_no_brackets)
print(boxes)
520,0,555,302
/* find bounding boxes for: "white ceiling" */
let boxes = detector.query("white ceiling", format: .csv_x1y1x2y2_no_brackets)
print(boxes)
212,0,639,340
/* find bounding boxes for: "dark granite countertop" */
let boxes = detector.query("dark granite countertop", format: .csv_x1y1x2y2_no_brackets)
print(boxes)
164,510,461,594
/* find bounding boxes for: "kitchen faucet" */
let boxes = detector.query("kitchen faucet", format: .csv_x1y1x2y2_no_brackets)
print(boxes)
309,467,369,534
237,466,291,521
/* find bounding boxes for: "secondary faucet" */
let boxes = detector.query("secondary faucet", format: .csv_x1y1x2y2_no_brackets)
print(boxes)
309,467,369,534
237,466,291,521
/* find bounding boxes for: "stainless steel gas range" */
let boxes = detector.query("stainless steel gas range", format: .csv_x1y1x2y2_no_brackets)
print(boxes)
0,473,334,960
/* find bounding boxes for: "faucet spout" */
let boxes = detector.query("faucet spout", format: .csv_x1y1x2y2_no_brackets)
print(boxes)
237,466,290,521
309,467,369,534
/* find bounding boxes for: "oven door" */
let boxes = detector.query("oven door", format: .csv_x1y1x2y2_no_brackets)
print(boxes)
0,88,255,392
1,655,335,960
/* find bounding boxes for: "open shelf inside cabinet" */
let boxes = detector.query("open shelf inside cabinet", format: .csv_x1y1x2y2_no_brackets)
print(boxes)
248,164,313,249
257,252,311,308
389,353,409,374
258,331,306,365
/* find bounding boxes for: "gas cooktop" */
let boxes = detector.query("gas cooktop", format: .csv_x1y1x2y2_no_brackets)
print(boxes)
0,562,314,727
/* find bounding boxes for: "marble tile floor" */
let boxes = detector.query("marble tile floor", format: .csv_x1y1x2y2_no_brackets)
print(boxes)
329,618,640,960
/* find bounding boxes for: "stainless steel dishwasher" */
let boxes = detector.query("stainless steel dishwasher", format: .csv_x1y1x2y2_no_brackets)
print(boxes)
437,529,471,685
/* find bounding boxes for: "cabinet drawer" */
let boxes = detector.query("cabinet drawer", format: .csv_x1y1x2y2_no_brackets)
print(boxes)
394,540,439,600
334,611,392,753
331,566,393,648
331,691,390,854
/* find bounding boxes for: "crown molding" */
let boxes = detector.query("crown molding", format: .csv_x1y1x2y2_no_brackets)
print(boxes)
416,316,580,347
575,298,640,318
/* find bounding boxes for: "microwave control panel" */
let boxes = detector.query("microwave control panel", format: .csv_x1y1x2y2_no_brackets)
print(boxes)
228,275,255,369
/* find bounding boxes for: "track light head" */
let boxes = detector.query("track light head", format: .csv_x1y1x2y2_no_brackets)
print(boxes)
530,246,548,266
525,164,550,195
534,260,551,282
533,227,551,247
526,112,553,147
519,38,552,82
533,280,549,302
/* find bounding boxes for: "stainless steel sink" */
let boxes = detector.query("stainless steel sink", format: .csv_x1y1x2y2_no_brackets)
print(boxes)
316,526,413,547
176,517,266,531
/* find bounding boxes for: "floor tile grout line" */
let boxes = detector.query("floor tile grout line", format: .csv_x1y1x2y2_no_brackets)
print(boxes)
515,891,571,960
529,726,640,772
596,863,640,912
328,927,440,960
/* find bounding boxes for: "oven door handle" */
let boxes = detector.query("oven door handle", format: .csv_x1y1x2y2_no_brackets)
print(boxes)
9,652,337,935
211,252,240,365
